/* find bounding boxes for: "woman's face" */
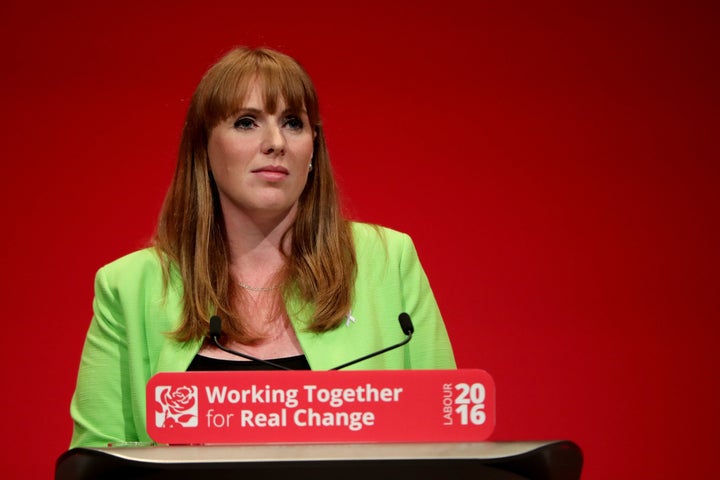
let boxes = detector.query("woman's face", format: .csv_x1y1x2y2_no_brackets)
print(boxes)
207,79,314,223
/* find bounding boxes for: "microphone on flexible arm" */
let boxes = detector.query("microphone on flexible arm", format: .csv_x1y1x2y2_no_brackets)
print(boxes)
209,315,293,370
329,312,414,370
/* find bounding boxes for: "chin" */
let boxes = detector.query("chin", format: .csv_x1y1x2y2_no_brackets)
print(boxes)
249,200,298,217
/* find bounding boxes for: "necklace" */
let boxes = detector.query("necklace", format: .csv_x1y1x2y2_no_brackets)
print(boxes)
237,281,281,292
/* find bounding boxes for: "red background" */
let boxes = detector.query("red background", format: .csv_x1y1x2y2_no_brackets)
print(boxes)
1,1,717,478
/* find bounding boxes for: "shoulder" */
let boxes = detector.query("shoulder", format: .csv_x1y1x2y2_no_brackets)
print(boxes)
97,248,164,279
349,222,422,277
350,222,413,254
94,248,172,294
91,248,183,330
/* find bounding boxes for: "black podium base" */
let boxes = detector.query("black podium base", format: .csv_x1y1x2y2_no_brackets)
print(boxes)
56,440,582,480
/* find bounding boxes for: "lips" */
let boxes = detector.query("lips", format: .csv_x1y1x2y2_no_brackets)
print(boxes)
252,164,289,181
252,165,289,174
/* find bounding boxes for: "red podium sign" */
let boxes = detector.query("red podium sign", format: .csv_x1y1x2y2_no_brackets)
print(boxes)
146,369,495,445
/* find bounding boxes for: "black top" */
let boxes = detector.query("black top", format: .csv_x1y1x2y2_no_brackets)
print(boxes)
187,354,311,371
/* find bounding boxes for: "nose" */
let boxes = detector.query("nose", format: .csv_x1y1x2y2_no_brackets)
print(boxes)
261,123,286,156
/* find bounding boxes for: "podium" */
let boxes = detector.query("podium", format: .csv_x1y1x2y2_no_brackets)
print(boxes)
56,440,582,480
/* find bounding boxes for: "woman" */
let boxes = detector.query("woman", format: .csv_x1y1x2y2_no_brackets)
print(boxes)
70,47,455,448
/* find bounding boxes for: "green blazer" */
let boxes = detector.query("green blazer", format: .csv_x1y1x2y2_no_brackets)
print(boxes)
70,223,456,447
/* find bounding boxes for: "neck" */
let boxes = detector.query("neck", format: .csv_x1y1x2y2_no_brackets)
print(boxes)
223,204,298,286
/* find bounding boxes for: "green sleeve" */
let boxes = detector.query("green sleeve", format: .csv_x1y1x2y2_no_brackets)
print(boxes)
70,266,148,448
69,250,195,448
397,232,457,369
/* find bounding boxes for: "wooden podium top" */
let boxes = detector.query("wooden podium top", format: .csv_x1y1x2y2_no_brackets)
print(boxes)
86,440,568,463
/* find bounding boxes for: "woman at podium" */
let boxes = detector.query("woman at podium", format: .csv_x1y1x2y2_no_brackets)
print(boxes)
70,47,455,448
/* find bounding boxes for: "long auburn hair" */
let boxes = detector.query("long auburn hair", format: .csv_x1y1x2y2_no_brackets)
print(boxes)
154,47,356,342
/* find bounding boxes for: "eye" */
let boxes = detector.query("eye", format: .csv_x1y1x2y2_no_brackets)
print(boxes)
233,116,256,130
284,115,304,130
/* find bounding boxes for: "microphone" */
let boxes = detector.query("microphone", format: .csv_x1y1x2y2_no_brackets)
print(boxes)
209,315,294,370
330,312,414,370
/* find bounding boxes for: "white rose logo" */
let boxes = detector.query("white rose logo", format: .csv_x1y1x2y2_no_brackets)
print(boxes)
155,385,198,428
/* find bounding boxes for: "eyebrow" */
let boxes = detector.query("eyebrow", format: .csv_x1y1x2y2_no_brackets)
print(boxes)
235,107,308,116
235,107,263,115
